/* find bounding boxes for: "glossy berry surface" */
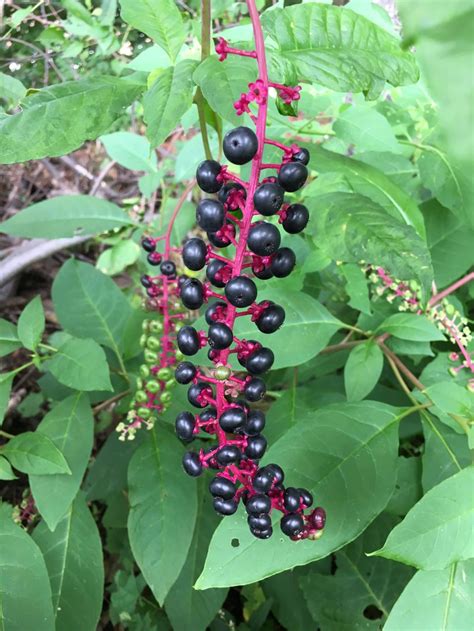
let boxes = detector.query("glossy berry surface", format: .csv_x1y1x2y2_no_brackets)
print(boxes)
244,377,266,402
196,159,222,193
160,260,176,276
223,126,258,164
225,276,257,307
271,247,296,278
278,162,308,192
208,322,233,349
182,238,207,271
206,259,230,288
247,222,281,256
246,347,274,374
292,147,310,165
175,361,197,384
282,203,309,234
175,411,196,442
180,279,204,310
255,304,285,333
177,326,200,356
253,182,284,215
196,199,226,232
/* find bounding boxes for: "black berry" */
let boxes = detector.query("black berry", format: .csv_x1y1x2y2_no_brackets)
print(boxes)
219,407,246,432
245,434,267,459
248,513,272,531
177,326,200,356
160,260,176,276
243,410,266,436
216,445,242,466
255,304,285,334
271,248,296,278
175,361,197,384
278,162,308,192
213,497,238,515
206,259,230,288
196,199,226,232
141,237,155,252
244,377,266,402
183,451,202,477
205,300,227,324
246,347,274,375
253,182,284,216
218,182,246,205
196,159,222,193
208,221,235,248
292,147,310,165
248,222,281,256
266,463,285,485
223,126,258,165
246,493,271,514
180,278,204,310
225,276,257,308
140,274,152,288
188,381,212,408
209,476,236,500
282,203,309,234
280,512,304,537
253,469,274,493
283,487,301,512
182,238,207,271
208,322,233,349
299,488,313,508
175,411,196,442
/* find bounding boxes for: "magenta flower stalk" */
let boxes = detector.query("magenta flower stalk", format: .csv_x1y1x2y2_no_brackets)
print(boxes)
173,0,325,541
118,183,194,441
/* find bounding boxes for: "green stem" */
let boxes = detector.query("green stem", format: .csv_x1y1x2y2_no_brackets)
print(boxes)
39,343,57,352
0,429,14,440
195,0,213,160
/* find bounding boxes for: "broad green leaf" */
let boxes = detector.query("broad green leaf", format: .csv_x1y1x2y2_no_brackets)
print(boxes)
52,259,132,355
262,4,419,97
422,416,470,493
379,313,445,342
0,318,21,356
44,337,112,392
234,290,342,369
119,0,185,61
385,456,423,516
344,341,384,402
385,561,474,631
334,104,400,154
154,199,196,248
17,295,45,351
341,263,371,315
144,60,197,149
30,394,94,530
3,431,71,476
311,192,433,298
423,199,474,287
139,171,162,198
263,567,315,631
100,131,158,172
0,72,26,108
0,195,133,238
300,514,414,629
425,381,474,430
0,77,143,164
128,425,198,605
0,455,17,480
196,401,402,589
164,493,227,630
193,56,256,124
373,467,474,570
127,44,172,72
96,239,140,275
308,145,426,238
33,495,104,631
0,509,55,631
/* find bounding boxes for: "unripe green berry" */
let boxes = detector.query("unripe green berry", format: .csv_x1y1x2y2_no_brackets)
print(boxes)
137,406,151,419
165,379,175,391
139,334,148,347
157,367,172,381
147,380,161,394
135,390,148,403
142,319,150,332
140,365,150,379
146,336,161,351
144,350,156,363
175,350,184,361
160,391,172,404
215,365,231,380
149,320,164,334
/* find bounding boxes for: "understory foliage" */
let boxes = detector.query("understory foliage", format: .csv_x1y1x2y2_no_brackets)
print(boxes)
0,1,473,630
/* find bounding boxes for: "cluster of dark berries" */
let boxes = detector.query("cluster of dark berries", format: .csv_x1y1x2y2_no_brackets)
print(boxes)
172,42,324,540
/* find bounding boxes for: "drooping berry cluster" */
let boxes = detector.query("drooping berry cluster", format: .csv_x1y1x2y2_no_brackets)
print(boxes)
173,1,325,541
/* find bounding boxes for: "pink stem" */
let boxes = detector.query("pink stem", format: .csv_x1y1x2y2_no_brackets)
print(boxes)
428,272,474,308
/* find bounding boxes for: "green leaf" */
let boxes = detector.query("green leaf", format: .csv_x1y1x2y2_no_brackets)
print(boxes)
30,394,94,530
0,374,13,426
96,239,141,276
17,295,45,351
263,567,315,631
52,259,132,354
341,263,372,315
0,318,21,357
372,467,474,570
119,0,185,61
423,199,474,287
0,72,26,109
164,493,227,630
0,76,144,164
128,425,198,605
311,192,433,297
3,431,71,476
386,456,423,516
0,510,55,631
154,199,196,248
44,337,112,392
144,60,197,149
300,514,414,629
0,455,17,480
425,381,474,429
33,495,104,631
262,4,419,97
127,44,172,72
0,195,133,238
100,131,158,172
385,561,474,631
196,402,402,589
344,341,384,402
334,104,400,154
379,313,445,342
309,145,426,238
193,56,257,124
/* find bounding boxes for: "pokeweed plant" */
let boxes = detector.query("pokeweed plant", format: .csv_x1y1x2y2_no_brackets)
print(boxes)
0,1,473,630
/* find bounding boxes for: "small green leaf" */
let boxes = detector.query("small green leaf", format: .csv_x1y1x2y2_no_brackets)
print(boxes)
96,240,140,276
0,195,133,239
344,341,384,402
17,296,45,351
128,425,198,605
3,431,71,476
0,455,17,480
100,131,158,172
372,467,474,570
379,313,445,342
44,338,112,392
33,495,104,631
0,77,144,164
334,104,401,154
0,510,55,630
144,60,197,149
0,72,26,108
0,318,21,357
341,263,372,315
30,394,94,530
119,0,185,61
384,561,474,631
422,416,470,492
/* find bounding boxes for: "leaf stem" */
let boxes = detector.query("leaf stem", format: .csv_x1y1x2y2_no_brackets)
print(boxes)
0,429,14,440
195,0,213,160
